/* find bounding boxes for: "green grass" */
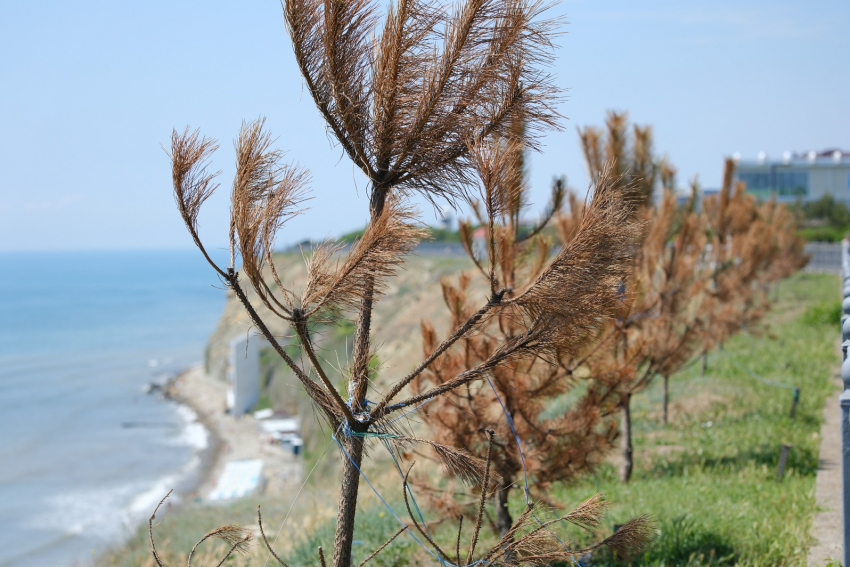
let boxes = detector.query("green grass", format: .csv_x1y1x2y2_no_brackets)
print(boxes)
96,499,291,567
798,225,849,242
801,300,842,327
538,272,839,566
99,273,839,566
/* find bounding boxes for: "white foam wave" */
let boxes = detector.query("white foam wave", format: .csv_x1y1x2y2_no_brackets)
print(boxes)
29,455,200,541
165,404,209,450
128,456,199,515
28,485,140,540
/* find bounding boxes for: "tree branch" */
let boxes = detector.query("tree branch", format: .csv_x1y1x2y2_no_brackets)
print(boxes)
357,526,407,567
227,270,351,422
148,490,172,567
348,188,389,413
455,515,464,567
371,289,507,417
382,368,485,415
516,179,565,244
293,310,357,423
212,537,252,567
258,505,292,567
402,464,453,561
465,430,494,565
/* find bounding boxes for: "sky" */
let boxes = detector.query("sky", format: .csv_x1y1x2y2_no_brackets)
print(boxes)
0,0,848,251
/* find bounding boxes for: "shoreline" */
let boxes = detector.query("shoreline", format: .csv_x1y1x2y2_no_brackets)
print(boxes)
163,364,303,502
161,367,224,504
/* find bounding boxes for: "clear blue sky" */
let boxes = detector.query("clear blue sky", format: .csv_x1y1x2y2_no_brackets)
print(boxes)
1,1,848,251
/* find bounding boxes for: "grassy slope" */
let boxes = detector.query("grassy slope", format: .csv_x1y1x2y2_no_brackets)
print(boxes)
541,272,839,567
98,272,839,567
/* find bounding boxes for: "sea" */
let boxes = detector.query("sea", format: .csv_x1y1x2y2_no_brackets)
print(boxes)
0,250,229,567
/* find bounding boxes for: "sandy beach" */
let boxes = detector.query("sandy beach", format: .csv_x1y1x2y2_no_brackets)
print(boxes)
166,364,303,501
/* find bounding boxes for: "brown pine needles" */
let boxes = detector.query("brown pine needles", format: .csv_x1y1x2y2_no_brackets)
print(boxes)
410,130,644,539
160,0,665,564
558,114,808,482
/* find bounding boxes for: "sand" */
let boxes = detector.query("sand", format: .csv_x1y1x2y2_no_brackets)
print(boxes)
166,364,303,501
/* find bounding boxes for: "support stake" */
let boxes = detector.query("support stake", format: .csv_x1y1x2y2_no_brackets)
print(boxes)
776,444,791,482
790,387,800,419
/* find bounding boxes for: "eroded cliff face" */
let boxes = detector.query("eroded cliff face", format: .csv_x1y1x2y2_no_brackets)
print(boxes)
205,252,481,387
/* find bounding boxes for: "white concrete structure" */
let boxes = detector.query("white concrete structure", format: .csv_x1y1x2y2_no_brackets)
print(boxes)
226,333,261,415
208,459,265,501
259,417,301,435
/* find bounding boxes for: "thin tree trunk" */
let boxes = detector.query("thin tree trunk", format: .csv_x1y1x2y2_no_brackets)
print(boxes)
332,186,387,567
348,289,375,410
662,375,669,425
620,394,633,483
348,185,387,409
332,434,365,567
495,483,513,538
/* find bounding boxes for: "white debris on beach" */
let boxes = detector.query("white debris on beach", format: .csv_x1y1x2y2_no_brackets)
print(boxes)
208,459,265,501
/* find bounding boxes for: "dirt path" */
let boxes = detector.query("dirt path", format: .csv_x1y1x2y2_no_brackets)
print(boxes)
808,371,844,565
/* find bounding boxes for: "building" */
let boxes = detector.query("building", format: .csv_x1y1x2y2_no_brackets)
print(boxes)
735,149,850,203
227,333,261,415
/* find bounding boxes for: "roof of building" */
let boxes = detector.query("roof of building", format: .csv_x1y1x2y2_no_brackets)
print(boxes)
737,149,850,168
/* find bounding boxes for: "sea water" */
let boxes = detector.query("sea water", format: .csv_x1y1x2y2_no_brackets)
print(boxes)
0,250,227,567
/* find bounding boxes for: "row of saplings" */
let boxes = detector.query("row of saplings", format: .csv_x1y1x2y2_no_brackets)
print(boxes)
154,0,806,560
412,111,807,545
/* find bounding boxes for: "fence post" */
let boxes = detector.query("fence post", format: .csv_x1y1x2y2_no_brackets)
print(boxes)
842,390,850,567
841,237,850,565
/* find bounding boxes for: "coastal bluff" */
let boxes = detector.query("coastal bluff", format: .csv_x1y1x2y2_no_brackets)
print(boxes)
203,252,482,387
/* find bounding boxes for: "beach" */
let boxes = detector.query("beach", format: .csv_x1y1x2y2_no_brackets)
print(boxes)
165,365,303,502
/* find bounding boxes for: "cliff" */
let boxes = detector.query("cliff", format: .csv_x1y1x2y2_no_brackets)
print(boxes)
205,251,482,388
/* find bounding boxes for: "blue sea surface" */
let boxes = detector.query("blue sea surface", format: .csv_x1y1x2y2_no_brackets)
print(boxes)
0,250,227,567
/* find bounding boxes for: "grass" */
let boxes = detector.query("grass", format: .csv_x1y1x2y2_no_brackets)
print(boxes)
99,272,839,566
538,272,840,566
798,226,848,243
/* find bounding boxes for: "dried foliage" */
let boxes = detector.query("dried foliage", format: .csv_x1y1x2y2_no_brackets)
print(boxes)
284,0,562,205
698,159,808,354
559,116,808,482
395,436,498,487
231,118,310,316
508,163,642,358
164,0,666,561
301,198,428,318
410,130,643,538
149,492,253,567
170,128,223,275
396,433,655,566
579,111,657,207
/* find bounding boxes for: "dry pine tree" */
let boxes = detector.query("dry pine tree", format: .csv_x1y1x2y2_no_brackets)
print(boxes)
556,118,807,482
410,125,641,538
155,0,656,565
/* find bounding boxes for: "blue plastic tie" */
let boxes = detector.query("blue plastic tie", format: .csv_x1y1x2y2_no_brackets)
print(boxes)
289,368,584,566
482,372,581,567
331,432,443,563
